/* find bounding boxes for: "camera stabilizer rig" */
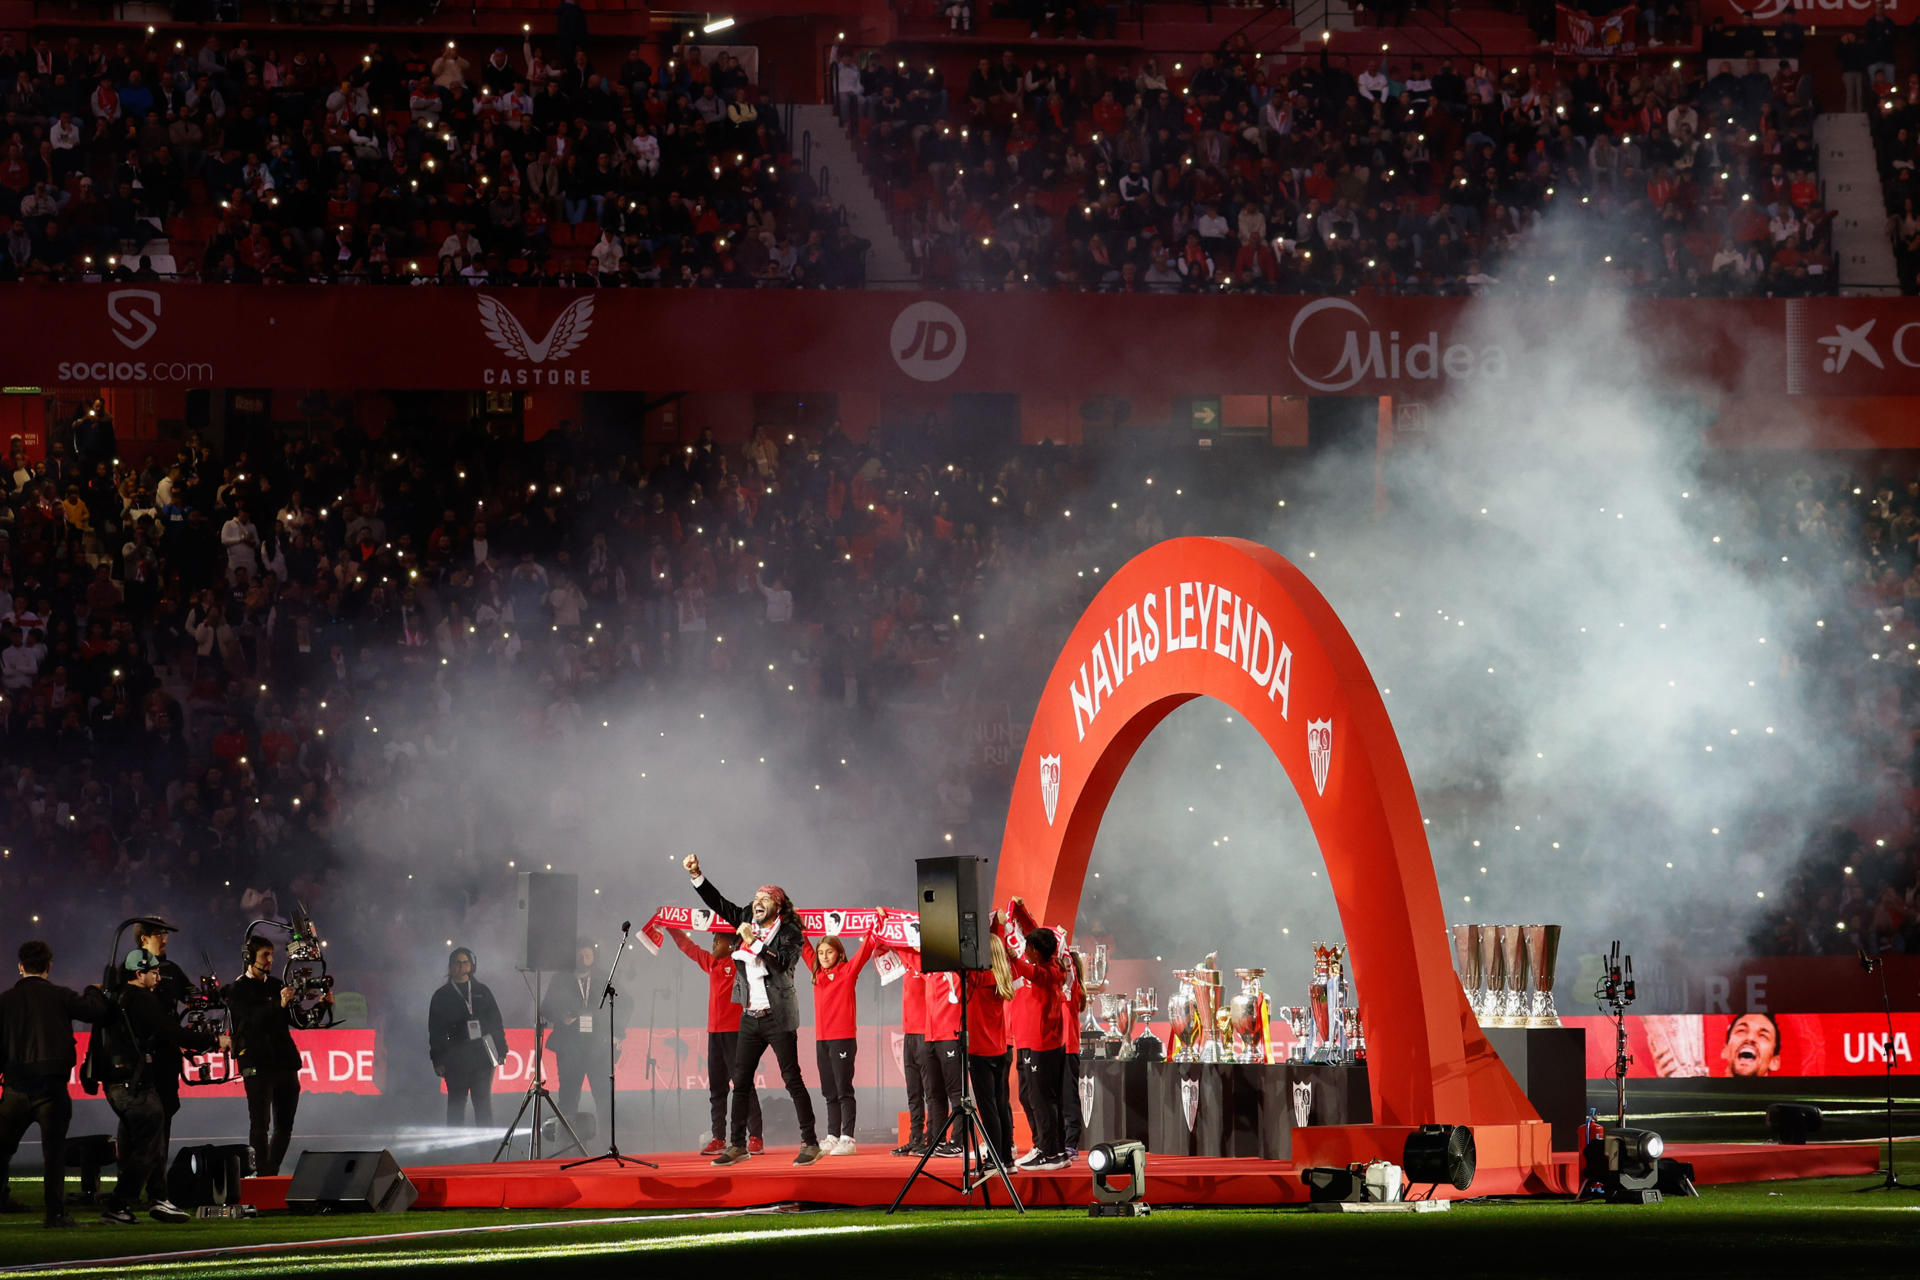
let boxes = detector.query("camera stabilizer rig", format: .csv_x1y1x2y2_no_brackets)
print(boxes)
178,955,236,1087
245,904,338,1030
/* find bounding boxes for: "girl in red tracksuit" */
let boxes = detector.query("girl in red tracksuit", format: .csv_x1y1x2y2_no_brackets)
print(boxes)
965,922,1017,1167
804,934,874,1155
670,928,763,1154
1007,897,1069,1169
895,953,929,1155
888,943,967,1156
1059,948,1089,1158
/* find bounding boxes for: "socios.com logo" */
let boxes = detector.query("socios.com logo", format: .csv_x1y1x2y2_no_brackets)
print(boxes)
890,301,967,382
107,289,162,350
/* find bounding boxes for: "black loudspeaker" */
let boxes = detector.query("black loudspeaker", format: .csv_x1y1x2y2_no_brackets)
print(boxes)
285,1150,417,1214
1402,1124,1477,1190
915,855,991,972
168,1144,254,1208
515,871,579,973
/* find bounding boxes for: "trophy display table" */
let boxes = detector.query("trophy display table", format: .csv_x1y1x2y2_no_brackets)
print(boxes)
1480,1026,1587,1151
1125,1061,1371,1160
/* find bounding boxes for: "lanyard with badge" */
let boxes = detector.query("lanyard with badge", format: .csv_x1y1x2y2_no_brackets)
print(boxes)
575,976,594,1035
460,982,502,1067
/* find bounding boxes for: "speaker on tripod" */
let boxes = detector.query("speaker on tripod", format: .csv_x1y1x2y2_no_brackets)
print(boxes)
494,871,588,1162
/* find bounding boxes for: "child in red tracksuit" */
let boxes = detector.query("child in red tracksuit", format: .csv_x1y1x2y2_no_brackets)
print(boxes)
883,942,966,1157
804,933,875,1154
965,921,1017,1167
1060,947,1089,1159
894,952,929,1155
670,928,763,1155
1007,897,1069,1170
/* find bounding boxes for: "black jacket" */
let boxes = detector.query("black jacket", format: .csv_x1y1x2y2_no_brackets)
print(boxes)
429,979,506,1075
114,983,219,1087
226,973,301,1075
695,876,805,1035
0,976,110,1082
538,969,624,1057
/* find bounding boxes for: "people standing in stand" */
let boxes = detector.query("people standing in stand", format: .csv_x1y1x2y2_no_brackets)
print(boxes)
803,928,877,1154
668,928,764,1156
428,947,506,1128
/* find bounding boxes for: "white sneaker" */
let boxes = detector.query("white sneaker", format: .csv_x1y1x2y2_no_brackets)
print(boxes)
1014,1147,1045,1168
836,1136,858,1155
148,1200,189,1223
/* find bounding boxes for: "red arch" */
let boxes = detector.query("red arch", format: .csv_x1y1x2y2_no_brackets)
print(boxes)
994,536,1538,1129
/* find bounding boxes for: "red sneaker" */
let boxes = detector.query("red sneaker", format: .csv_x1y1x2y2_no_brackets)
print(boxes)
746,1136,765,1155
699,1139,726,1157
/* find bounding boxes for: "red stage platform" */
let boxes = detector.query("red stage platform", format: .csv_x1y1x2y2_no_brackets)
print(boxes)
242,1141,1879,1212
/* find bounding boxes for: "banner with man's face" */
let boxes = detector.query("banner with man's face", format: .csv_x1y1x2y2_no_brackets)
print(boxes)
1568,1013,1920,1078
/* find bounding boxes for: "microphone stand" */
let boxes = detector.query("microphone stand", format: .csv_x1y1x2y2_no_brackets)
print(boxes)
1857,947,1916,1192
564,923,657,1170
645,988,661,1151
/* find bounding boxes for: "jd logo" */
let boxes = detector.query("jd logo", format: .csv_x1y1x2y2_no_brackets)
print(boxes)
107,289,162,350
890,301,967,382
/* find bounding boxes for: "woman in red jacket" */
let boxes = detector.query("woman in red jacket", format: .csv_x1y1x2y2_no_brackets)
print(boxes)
804,933,874,1155
1007,897,1070,1170
670,928,763,1155
965,922,1017,1167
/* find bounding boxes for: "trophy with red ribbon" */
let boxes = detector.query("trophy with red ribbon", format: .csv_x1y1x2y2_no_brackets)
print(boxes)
1308,942,1348,1063
1230,968,1271,1063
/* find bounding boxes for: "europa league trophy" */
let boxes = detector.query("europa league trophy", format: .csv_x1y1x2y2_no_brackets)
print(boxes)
1167,971,1198,1062
1081,944,1110,1045
1523,924,1563,1027
1192,953,1224,1064
1477,925,1506,1027
1497,924,1528,1026
1451,923,1484,1021
1230,968,1271,1064
1309,942,1348,1063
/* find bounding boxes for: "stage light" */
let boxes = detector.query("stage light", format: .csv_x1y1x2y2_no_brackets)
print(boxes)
1402,1124,1475,1190
1767,1102,1822,1145
1087,1142,1147,1215
702,15,735,32
1584,1125,1665,1203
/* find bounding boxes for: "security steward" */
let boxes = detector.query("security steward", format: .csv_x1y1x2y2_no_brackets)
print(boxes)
98,948,227,1224
0,941,110,1228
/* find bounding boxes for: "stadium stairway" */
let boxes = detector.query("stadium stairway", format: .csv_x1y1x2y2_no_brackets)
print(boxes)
1815,112,1900,296
792,102,918,286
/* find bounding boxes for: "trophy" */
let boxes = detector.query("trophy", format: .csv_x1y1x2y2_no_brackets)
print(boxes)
1102,992,1137,1058
1523,924,1563,1028
1477,925,1505,1027
1167,971,1198,1062
1451,923,1484,1021
1277,1006,1311,1062
1230,968,1271,1064
1192,953,1224,1064
1497,924,1528,1025
1081,943,1109,1042
1309,942,1348,1062
1133,987,1164,1062
1341,1006,1366,1062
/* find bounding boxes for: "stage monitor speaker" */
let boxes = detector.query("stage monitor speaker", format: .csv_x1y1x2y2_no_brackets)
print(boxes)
515,871,579,973
285,1150,417,1214
916,855,991,972
168,1143,253,1209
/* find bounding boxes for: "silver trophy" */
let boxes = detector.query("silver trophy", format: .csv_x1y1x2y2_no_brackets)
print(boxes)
1277,1005,1312,1062
1167,970,1199,1062
1497,924,1528,1025
1133,987,1162,1061
1080,943,1109,1042
1101,992,1136,1059
1524,924,1563,1028
1452,923,1484,1022
1477,925,1506,1027
1229,968,1271,1064
1192,954,1224,1064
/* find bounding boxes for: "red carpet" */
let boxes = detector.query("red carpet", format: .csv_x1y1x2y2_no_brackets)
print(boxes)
242,1141,1880,1212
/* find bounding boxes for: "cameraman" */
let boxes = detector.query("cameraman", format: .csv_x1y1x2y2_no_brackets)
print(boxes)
228,935,322,1176
132,920,192,1178
0,941,109,1227
428,947,505,1127
99,948,227,1225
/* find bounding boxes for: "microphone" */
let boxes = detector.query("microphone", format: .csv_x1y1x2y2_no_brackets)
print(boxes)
621,920,632,933
1859,943,1881,974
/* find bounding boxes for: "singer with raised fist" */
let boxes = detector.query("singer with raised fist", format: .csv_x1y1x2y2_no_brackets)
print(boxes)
682,853,824,1166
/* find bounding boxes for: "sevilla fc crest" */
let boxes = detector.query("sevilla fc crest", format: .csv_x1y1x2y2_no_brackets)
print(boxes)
1039,754,1062,826
1180,1076,1200,1132
1306,719,1333,797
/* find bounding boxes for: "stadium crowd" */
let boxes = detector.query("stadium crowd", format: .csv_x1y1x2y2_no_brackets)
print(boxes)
0,26,890,286
840,37,1837,295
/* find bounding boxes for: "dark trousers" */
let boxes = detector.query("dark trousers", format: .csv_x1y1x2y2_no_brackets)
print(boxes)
900,1032,927,1142
728,1015,816,1147
151,1082,180,1201
243,1069,300,1176
445,1064,494,1127
1060,1051,1083,1150
0,1076,70,1217
707,1030,761,1141
966,1050,1013,1160
552,1051,601,1131
105,1082,166,1208
922,1038,964,1141
815,1037,857,1138
1018,1046,1065,1157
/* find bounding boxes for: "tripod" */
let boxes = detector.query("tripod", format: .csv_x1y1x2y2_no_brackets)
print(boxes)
1857,947,1917,1192
565,923,657,1170
888,973,1024,1213
494,970,586,1163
